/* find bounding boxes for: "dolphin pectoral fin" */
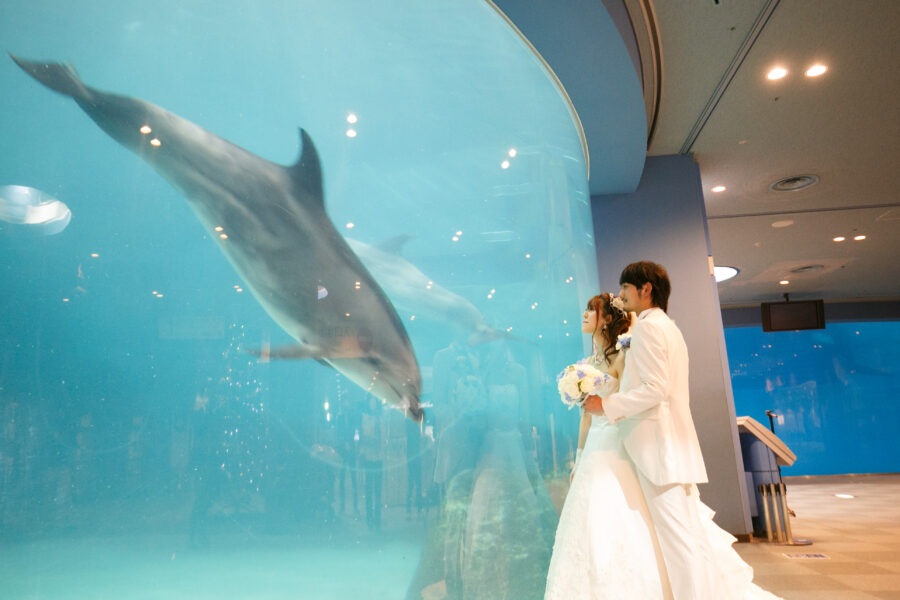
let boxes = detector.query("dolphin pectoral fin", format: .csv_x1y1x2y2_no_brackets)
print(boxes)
286,128,324,207
9,54,90,102
248,342,371,362
248,344,325,361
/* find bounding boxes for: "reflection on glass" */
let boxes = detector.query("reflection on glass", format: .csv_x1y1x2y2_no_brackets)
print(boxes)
407,342,557,599
0,185,71,235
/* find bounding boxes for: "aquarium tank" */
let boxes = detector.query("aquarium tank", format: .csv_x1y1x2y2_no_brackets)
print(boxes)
0,1,600,598
726,321,900,477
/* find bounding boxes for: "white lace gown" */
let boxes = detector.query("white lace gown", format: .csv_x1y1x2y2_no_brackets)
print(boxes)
545,355,782,600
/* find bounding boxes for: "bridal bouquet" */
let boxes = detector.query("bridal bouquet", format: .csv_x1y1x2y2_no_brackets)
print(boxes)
556,361,618,409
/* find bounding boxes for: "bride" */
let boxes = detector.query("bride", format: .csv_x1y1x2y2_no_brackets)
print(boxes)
545,293,782,600
545,293,672,599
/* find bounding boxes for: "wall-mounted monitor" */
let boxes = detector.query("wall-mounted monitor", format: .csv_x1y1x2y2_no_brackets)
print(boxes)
761,299,825,332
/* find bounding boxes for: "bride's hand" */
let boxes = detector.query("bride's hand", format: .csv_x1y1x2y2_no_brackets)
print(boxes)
582,395,603,413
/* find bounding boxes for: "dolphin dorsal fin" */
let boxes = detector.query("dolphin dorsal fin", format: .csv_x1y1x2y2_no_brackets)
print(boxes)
288,128,324,209
376,234,414,255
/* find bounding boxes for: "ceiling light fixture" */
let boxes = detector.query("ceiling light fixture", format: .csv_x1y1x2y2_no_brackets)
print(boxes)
854,235,866,241
767,67,787,80
790,264,824,274
779,280,790,285
769,175,819,192
711,186,726,193
832,236,845,242
806,64,827,77
771,220,794,228
714,266,739,282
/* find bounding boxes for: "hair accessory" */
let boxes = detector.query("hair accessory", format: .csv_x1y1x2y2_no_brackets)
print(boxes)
609,294,625,313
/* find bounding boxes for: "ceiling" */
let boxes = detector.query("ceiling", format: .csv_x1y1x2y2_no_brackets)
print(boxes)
648,0,900,306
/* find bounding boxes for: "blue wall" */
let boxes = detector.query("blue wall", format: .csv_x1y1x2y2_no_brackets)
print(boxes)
725,320,900,476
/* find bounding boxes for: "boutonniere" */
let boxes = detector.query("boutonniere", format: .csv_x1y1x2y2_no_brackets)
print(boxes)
615,333,632,352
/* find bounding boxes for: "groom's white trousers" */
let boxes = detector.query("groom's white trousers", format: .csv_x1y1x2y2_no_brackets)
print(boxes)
637,473,728,600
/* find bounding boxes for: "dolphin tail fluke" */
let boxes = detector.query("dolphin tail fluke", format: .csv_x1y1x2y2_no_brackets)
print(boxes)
9,54,91,101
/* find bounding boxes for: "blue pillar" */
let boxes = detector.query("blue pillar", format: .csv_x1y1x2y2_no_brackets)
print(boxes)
591,154,751,535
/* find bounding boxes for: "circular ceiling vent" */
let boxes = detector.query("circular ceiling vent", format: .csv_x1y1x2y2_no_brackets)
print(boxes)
789,264,824,274
769,175,819,192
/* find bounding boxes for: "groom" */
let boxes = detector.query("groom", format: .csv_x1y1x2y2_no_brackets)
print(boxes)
583,261,721,599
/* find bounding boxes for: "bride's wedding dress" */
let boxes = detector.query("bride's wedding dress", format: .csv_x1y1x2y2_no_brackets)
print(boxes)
545,354,782,600
545,354,671,599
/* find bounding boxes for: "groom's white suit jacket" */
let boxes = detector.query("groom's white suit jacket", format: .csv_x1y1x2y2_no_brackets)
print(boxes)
603,307,708,486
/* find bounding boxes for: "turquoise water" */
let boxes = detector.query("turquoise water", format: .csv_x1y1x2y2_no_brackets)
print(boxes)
726,321,900,477
0,2,596,598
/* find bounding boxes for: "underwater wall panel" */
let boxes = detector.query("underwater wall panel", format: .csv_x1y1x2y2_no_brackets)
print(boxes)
0,1,601,598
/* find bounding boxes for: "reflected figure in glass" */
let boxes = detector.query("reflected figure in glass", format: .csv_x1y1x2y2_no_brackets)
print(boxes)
408,342,557,600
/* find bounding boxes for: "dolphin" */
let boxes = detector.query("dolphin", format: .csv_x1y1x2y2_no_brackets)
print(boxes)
11,55,422,421
346,236,517,346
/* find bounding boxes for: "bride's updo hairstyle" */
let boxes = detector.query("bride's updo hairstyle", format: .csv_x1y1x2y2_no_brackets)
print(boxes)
586,293,631,362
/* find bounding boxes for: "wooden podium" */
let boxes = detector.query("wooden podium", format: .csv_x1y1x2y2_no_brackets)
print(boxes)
737,416,810,545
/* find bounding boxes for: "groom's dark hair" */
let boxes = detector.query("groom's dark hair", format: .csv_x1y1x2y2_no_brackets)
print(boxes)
619,261,671,312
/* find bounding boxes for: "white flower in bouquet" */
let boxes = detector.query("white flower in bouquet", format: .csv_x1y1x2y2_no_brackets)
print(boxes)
556,362,618,409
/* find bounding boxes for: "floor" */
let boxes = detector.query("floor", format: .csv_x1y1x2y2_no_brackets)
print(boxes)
734,474,900,600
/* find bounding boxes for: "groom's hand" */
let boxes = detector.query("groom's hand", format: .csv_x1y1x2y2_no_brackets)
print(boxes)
582,395,603,413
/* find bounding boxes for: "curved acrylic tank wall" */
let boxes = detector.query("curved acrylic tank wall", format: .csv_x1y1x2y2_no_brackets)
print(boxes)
0,1,598,597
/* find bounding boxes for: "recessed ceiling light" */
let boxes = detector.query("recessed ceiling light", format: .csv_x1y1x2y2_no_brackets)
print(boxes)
806,64,827,77
771,220,794,228
769,175,819,192
854,235,866,241
835,493,854,499
714,266,739,282
779,280,790,285
711,185,726,193
832,236,845,242
767,67,788,80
